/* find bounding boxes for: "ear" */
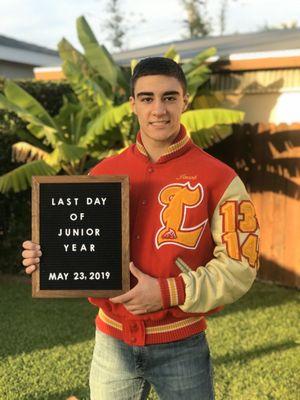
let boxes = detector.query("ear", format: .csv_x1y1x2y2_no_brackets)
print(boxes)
129,96,137,115
182,93,189,112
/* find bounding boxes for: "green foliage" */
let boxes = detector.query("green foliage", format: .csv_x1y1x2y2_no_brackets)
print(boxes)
0,129,31,274
0,80,64,146
0,77,73,116
0,79,131,193
0,16,246,274
0,160,57,193
181,108,244,147
0,80,71,273
79,102,132,147
181,46,216,104
0,15,244,196
0,16,134,195
77,16,119,89
0,280,298,399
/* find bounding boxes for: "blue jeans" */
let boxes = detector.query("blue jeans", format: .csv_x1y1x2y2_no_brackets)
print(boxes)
89,329,215,400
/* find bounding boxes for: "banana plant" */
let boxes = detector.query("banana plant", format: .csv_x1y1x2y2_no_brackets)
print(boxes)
0,80,132,193
60,16,243,149
58,16,130,118
0,15,244,193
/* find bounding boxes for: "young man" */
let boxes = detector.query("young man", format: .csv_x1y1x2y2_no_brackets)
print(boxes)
22,57,259,400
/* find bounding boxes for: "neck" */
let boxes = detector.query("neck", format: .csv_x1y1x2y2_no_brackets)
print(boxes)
142,140,170,163
140,129,180,163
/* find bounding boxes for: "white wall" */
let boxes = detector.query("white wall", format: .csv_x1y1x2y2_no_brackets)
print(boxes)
220,91,300,124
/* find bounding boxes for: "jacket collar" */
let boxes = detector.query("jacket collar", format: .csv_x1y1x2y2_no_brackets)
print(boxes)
135,124,192,163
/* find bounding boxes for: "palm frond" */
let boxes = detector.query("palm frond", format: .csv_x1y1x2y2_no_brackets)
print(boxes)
0,160,57,193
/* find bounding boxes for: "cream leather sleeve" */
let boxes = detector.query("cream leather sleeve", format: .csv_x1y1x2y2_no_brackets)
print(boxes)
177,176,260,313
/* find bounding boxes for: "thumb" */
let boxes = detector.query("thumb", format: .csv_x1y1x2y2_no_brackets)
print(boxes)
129,262,144,279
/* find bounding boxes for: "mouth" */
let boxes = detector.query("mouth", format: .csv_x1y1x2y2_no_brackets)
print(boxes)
149,121,170,126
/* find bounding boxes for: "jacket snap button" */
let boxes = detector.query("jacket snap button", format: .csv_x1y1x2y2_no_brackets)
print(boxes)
130,322,138,332
130,337,137,343
148,167,153,173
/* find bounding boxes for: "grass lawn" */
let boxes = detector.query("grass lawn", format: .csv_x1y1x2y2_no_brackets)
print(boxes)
0,276,299,400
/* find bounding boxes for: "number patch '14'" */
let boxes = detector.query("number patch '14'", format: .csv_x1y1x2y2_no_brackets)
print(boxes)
220,201,259,269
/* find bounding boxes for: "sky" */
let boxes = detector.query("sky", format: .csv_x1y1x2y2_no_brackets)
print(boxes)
1,0,300,53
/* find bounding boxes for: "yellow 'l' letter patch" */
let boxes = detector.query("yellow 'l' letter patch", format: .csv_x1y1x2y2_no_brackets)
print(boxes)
155,182,207,249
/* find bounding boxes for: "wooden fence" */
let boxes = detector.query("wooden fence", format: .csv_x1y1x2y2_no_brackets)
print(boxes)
208,123,300,288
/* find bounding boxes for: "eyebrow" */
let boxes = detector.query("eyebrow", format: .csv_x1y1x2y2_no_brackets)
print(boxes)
136,91,180,98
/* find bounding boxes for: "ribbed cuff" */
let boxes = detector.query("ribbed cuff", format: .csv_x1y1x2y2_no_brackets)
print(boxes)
158,276,186,309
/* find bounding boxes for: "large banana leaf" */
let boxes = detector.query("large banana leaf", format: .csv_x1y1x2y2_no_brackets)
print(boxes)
131,59,138,75
186,65,212,104
164,46,181,63
80,102,132,147
181,108,244,147
77,16,129,93
181,108,244,131
58,39,111,110
44,143,87,167
0,93,62,147
2,80,62,137
0,160,56,193
15,129,50,152
12,142,49,162
182,47,217,76
53,98,91,144
190,125,233,148
77,16,118,89
4,80,54,125
192,92,222,109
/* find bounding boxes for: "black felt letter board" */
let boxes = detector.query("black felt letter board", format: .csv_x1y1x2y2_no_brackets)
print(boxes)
31,176,129,298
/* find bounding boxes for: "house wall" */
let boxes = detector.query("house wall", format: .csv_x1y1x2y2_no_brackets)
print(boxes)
0,60,34,79
221,91,300,124
211,68,300,124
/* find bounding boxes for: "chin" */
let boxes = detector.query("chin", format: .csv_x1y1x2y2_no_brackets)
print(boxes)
148,129,176,141
149,122,178,134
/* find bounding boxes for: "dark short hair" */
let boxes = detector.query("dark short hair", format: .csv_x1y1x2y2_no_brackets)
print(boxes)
130,57,187,97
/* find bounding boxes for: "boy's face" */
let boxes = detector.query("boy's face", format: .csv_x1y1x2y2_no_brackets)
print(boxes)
129,75,188,145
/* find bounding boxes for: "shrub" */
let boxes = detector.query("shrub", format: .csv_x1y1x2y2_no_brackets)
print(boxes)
0,79,72,273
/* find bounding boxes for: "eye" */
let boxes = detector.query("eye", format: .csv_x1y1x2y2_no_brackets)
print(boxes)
141,97,153,103
164,96,176,102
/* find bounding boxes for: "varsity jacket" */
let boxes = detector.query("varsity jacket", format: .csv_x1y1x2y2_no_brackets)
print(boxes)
88,124,260,346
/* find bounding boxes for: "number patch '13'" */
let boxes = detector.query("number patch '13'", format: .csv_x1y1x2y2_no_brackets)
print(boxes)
220,201,259,269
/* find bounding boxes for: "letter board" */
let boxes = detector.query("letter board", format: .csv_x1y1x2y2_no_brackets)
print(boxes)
31,175,129,298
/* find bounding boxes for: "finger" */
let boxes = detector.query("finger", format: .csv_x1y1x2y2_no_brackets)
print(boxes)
124,302,147,312
23,241,40,251
22,249,42,259
124,303,142,311
129,262,144,279
22,257,40,267
109,291,135,304
25,265,37,274
128,309,148,315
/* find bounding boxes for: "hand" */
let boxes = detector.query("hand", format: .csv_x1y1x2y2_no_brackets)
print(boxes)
22,241,42,274
109,262,163,315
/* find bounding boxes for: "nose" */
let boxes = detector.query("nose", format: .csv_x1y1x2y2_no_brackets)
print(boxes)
151,100,167,117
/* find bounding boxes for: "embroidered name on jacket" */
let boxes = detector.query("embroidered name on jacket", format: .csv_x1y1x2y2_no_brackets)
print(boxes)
155,182,208,249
